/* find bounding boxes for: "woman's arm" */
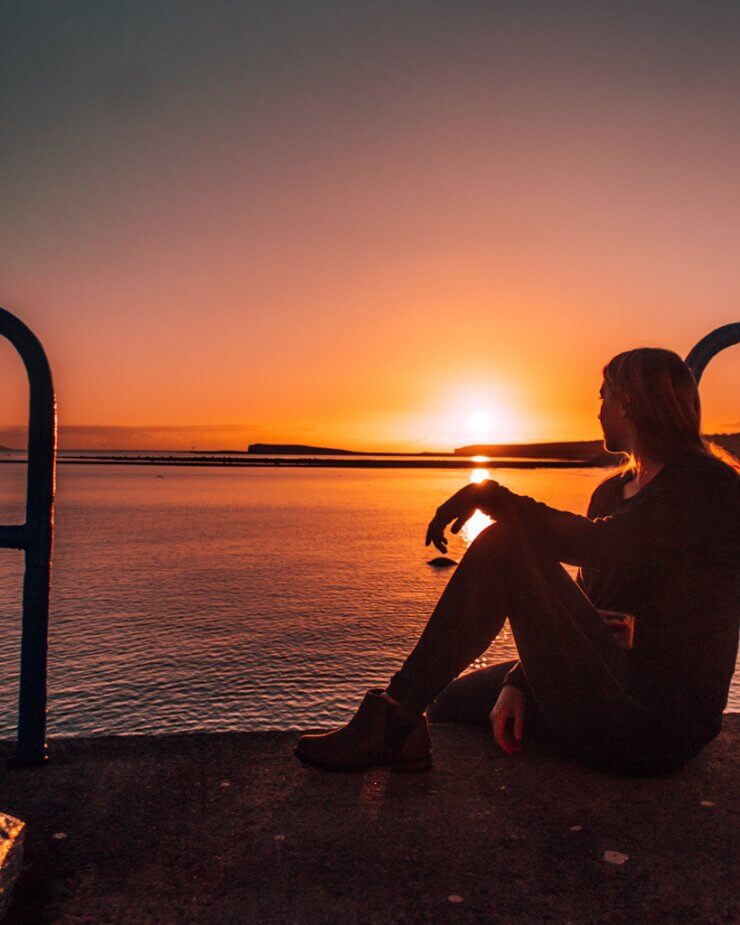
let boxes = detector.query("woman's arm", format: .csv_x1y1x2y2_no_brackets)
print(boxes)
425,483,482,554
476,466,738,568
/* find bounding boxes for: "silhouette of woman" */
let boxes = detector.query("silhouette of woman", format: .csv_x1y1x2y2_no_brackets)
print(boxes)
296,349,739,775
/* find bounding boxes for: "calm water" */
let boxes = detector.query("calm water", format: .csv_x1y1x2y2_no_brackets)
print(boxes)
0,464,736,737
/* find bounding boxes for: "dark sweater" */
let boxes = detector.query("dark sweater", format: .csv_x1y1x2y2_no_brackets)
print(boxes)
482,455,739,744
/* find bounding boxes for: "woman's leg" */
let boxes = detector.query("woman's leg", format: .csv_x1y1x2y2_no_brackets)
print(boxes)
427,661,520,724
427,661,552,739
387,522,682,769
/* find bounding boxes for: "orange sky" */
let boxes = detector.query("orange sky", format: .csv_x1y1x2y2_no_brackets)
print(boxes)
1,4,738,451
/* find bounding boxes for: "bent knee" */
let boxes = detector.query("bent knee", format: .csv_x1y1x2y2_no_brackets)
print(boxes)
468,522,514,556
466,520,543,565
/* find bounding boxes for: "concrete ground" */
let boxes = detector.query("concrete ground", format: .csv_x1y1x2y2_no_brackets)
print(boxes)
1,717,737,924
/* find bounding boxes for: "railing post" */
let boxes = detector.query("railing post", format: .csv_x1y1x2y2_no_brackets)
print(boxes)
0,307,57,767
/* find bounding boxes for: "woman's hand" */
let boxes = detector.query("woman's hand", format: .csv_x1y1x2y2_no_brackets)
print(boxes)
425,481,494,553
490,684,526,755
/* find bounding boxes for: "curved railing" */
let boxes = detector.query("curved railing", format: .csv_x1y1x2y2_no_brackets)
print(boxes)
685,321,740,383
0,307,57,766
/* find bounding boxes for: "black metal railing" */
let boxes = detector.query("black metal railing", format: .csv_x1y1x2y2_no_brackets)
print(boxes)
685,321,740,383
1,307,57,767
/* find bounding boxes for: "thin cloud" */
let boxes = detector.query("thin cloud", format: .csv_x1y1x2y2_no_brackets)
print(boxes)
0,424,262,451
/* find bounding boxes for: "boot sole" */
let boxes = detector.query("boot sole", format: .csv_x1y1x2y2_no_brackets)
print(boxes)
294,747,432,773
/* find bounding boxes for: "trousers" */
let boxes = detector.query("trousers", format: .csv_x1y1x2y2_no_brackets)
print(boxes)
386,522,699,774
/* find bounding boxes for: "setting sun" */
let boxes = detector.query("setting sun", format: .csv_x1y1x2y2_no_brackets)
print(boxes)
401,383,530,452
466,410,493,440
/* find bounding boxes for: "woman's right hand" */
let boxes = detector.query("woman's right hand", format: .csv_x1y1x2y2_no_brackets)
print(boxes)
425,482,489,553
490,684,526,755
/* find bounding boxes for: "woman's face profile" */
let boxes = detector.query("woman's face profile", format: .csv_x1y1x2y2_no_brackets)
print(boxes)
598,380,630,453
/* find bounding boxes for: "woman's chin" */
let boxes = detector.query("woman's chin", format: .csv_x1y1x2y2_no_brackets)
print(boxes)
602,437,623,454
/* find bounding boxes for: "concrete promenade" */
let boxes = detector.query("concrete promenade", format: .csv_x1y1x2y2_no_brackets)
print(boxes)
1,717,737,923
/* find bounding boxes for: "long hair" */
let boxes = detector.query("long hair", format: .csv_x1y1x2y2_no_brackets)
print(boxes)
603,348,739,475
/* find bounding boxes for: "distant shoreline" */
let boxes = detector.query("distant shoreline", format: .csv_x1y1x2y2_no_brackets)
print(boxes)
0,455,611,470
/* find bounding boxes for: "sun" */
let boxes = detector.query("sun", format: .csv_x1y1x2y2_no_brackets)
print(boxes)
466,409,493,441
413,381,524,450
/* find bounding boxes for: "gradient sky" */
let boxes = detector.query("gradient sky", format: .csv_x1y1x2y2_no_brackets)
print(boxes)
1,2,738,451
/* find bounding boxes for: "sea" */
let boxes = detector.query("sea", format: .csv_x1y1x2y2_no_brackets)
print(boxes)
0,458,737,738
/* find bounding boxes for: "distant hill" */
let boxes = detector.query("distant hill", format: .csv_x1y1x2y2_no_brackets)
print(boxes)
455,440,609,461
247,444,456,457
248,443,355,455
455,433,740,462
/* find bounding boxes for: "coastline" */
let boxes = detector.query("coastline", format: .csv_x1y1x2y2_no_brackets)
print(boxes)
0,455,610,470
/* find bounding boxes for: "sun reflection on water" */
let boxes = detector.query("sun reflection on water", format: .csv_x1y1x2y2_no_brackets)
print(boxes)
461,467,494,545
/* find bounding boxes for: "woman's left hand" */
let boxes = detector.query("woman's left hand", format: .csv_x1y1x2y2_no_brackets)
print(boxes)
425,481,495,553
490,684,526,755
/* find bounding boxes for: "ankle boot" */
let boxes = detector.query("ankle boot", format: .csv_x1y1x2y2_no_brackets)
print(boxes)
295,689,432,772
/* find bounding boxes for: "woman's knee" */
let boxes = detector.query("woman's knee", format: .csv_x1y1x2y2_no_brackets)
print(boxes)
464,521,549,579
465,522,518,564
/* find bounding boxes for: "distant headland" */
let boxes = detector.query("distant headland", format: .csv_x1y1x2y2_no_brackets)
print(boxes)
246,444,446,457
454,439,608,462
248,444,356,455
457,433,740,460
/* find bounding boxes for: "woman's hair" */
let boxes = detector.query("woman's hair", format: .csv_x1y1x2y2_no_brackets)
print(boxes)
603,347,739,474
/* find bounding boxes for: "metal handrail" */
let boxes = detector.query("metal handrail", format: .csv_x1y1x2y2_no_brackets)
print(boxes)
685,321,740,383
0,307,57,767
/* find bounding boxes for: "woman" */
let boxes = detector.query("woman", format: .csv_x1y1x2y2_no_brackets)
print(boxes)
296,348,739,775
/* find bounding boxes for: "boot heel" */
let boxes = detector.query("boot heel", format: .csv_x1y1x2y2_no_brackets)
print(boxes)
295,689,432,772
391,755,432,773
